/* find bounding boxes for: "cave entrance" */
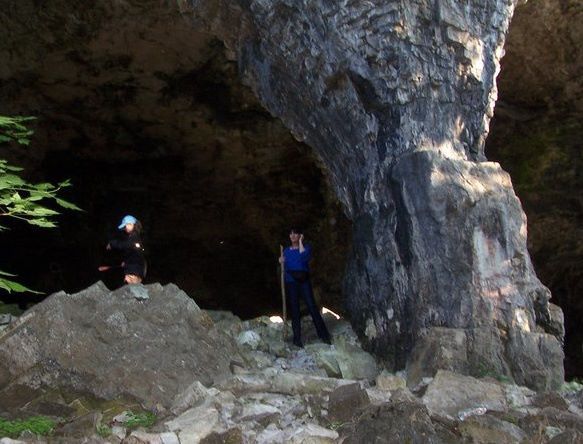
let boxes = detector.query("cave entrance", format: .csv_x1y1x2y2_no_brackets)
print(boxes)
0,5,351,319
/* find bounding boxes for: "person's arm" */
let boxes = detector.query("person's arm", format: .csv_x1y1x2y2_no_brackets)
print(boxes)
108,233,141,251
299,234,306,253
108,237,132,251
299,238,312,264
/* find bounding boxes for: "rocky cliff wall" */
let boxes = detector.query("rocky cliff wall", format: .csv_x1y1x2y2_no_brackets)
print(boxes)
191,0,564,389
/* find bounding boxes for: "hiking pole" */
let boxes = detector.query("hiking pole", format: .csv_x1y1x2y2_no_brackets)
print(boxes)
280,245,287,341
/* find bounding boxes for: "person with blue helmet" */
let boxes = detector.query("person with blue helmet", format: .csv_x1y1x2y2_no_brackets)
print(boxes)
279,226,331,348
105,215,147,284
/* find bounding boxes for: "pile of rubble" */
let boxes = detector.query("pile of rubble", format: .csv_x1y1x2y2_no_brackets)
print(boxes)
0,283,582,443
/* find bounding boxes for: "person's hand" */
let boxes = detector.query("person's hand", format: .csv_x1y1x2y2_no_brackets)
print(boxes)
106,243,111,250
299,234,304,243
279,256,285,264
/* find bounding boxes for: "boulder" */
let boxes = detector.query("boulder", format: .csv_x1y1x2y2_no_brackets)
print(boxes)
164,404,220,443
328,383,370,423
458,414,527,443
288,424,338,443
519,407,583,438
201,428,243,444
422,370,507,418
238,403,281,426
376,371,406,391
334,338,379,381
548,430,583,444
342,396,455,444
0,282,239,409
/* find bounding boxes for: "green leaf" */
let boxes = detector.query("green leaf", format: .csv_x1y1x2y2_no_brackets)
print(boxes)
56,198,82,211
26,193,46,202
4,165,24,172
30,207,59,216
0,276,41,294
35,183,53,191
27,218,57,228
1,174,26,186
0,270,17,277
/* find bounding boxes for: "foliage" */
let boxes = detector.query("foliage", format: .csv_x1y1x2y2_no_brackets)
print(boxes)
0,416,55,438
96,423,112,438
0,116,35,145
0,270,38,294
122,411,157,429
0,159,80,230
0,115,82,293
560,379,583,394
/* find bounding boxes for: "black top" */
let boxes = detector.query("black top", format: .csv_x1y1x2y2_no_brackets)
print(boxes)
109,232,147,277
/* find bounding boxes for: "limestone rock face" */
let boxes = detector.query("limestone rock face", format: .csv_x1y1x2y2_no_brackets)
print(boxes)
193,0,564,388
0,282,238,409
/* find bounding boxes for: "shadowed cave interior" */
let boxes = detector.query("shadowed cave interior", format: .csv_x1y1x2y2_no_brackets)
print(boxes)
0,15,351,319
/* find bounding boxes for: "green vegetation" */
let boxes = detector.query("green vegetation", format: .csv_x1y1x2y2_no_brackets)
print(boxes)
0,115,35,145
328,420,349,431
0,416,55,438
96,423,112,438
473,362,513,384
121,411,156,429
0,115,81,294
560,379,583,394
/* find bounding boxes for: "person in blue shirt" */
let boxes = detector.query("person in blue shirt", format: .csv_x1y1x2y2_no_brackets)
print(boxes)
279,227,331,348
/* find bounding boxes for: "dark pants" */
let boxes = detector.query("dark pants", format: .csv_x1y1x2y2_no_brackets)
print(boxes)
285,279,330,345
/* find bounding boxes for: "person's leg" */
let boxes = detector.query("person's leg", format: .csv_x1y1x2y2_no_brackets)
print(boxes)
285,282,303,347
299,280,331,343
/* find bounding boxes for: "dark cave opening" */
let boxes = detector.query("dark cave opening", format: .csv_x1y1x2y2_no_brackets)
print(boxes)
0,9,351,319
0,149,350,320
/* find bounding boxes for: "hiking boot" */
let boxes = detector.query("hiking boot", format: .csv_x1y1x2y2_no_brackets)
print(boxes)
293,339,304,348
319,335,332,345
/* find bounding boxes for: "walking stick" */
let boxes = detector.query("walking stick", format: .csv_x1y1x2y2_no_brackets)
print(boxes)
280,245,287,341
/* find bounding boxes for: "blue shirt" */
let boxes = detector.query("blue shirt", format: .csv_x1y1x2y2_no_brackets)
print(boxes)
284,245,312,283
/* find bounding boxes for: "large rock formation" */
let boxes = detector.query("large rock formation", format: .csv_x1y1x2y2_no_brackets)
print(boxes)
0,282,239,409
0,0,565,389
192,0,564,388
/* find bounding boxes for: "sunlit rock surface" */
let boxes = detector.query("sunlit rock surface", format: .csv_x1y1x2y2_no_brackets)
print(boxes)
0,282,239,409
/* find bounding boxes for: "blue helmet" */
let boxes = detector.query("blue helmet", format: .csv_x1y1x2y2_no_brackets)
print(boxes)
118,215,138,229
